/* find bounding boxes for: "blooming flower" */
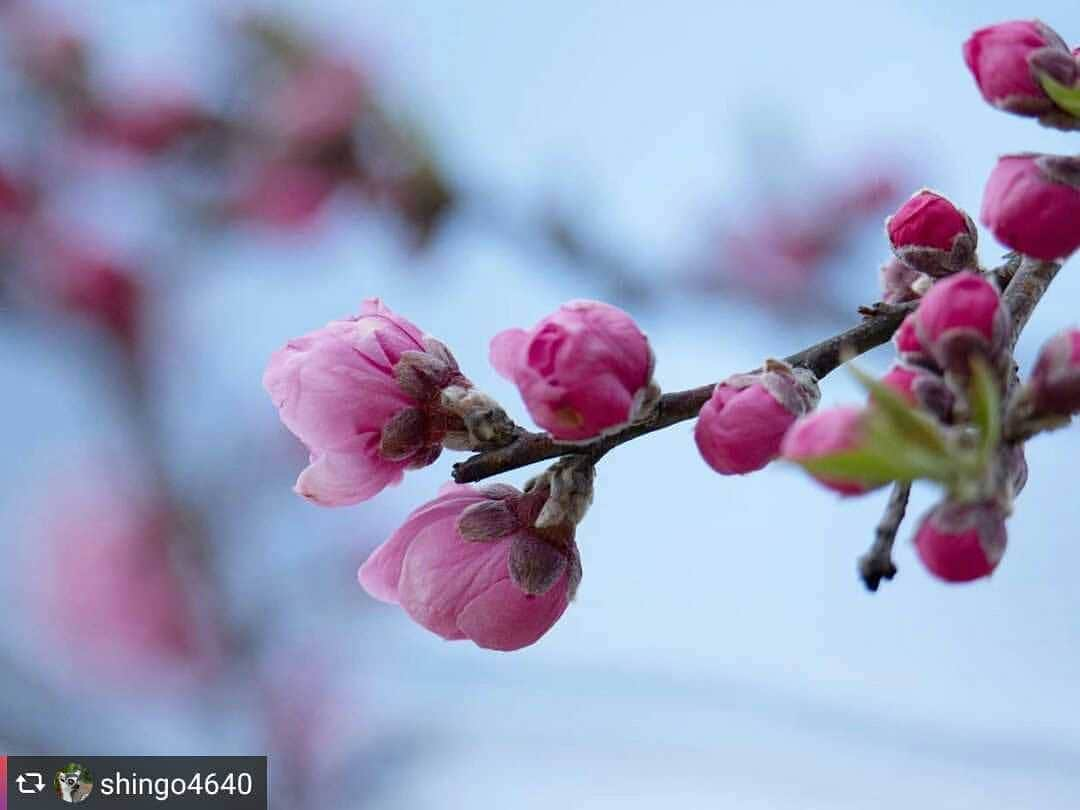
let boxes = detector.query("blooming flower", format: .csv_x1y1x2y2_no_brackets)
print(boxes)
264,299,512,506
490,300,656,441
358,483,580,651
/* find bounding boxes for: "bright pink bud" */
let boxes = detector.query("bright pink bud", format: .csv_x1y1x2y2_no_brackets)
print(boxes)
914,271,1008,374
264,299,511,506
914,501,1007,583
981,154,1080,261
490,300,655,441
695,362,819,475
962,20,1074,118
886,190,977,277
780,406,882,495
879,258,928,304
358,483,579,651
1029,328,1080,415
879,362,954,421
892,313,931,365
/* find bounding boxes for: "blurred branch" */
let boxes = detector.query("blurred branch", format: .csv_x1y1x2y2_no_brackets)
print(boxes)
453,299,917,483
858,482,910,592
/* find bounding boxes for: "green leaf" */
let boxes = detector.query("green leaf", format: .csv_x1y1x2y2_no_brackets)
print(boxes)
848,363,949,455
967,356,1001,463
1039,74,1080,118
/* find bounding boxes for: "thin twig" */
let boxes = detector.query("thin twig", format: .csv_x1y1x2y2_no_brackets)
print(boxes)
858,482,910,592
452,300,918,483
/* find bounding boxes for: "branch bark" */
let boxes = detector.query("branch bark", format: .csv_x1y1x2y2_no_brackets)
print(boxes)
453,300,918,483
858,482,910,591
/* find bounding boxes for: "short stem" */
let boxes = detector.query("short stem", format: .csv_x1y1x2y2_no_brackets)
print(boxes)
1002,257,1061,350
859,482,911,592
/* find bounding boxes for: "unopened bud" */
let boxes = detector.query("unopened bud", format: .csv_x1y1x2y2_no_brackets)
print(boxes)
914,500,1007,583
981,154,1080,262
913,271,1009,376
886,190,978,278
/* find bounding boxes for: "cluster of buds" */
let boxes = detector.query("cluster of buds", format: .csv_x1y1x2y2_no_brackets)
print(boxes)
963,19,1080,131
266,298,656,648
785,269,1018,583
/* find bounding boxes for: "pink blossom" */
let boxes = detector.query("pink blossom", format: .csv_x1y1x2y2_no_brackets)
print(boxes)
490,300,654,441
962,20,1074,117
33,480,207,679
914,501,1007,582
892,314,930,364
879,362,954,421
230,161,340,229
266,58,366,147
886,190,976,277
264,299,464,506
79,94,211,155
1029,328,1080,415
359,484,577,651
913,271,1008,373
27,230,141,346
781,406,882,495
695,364,819,475
981,154,1080,262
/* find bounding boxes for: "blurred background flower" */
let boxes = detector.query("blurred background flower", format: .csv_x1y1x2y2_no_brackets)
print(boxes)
2,1,1080,808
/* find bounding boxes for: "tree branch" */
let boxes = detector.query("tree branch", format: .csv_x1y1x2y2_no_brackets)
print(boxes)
858,482,910,591
1002,258,1061,350
453,300,918,483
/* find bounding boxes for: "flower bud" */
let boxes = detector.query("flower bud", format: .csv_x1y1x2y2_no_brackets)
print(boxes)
914,500,1007,583
695,360,819,475
879,258,930,304
981,154,1080,261
1028,328,1080,415
886,190,977,278
264,299,513,506
913,271,1009,375
879,362,954,421
490,300,656,441
892,313,933,367
358,482,580,651
962,20,1075,119
780,406,883,495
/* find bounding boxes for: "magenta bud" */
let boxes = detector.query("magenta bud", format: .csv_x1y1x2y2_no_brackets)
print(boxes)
879,363,954,421
886,190,977,278
695,361,819,475
914,271,1009,375
981,154,1080,262
490,299,655,441
1029,328,1080,415
780,406,882,496
892,314,933,367
962,20,1072,118
914,500,1007,583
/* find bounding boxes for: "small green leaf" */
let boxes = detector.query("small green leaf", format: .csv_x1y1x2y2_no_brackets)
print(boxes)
967,356,1001,462
1039,74,1080,118
848,363,949,455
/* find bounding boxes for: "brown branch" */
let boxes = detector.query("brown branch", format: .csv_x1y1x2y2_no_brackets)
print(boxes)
453,300,918,483
1002,258,1061,350
858,482,910,591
